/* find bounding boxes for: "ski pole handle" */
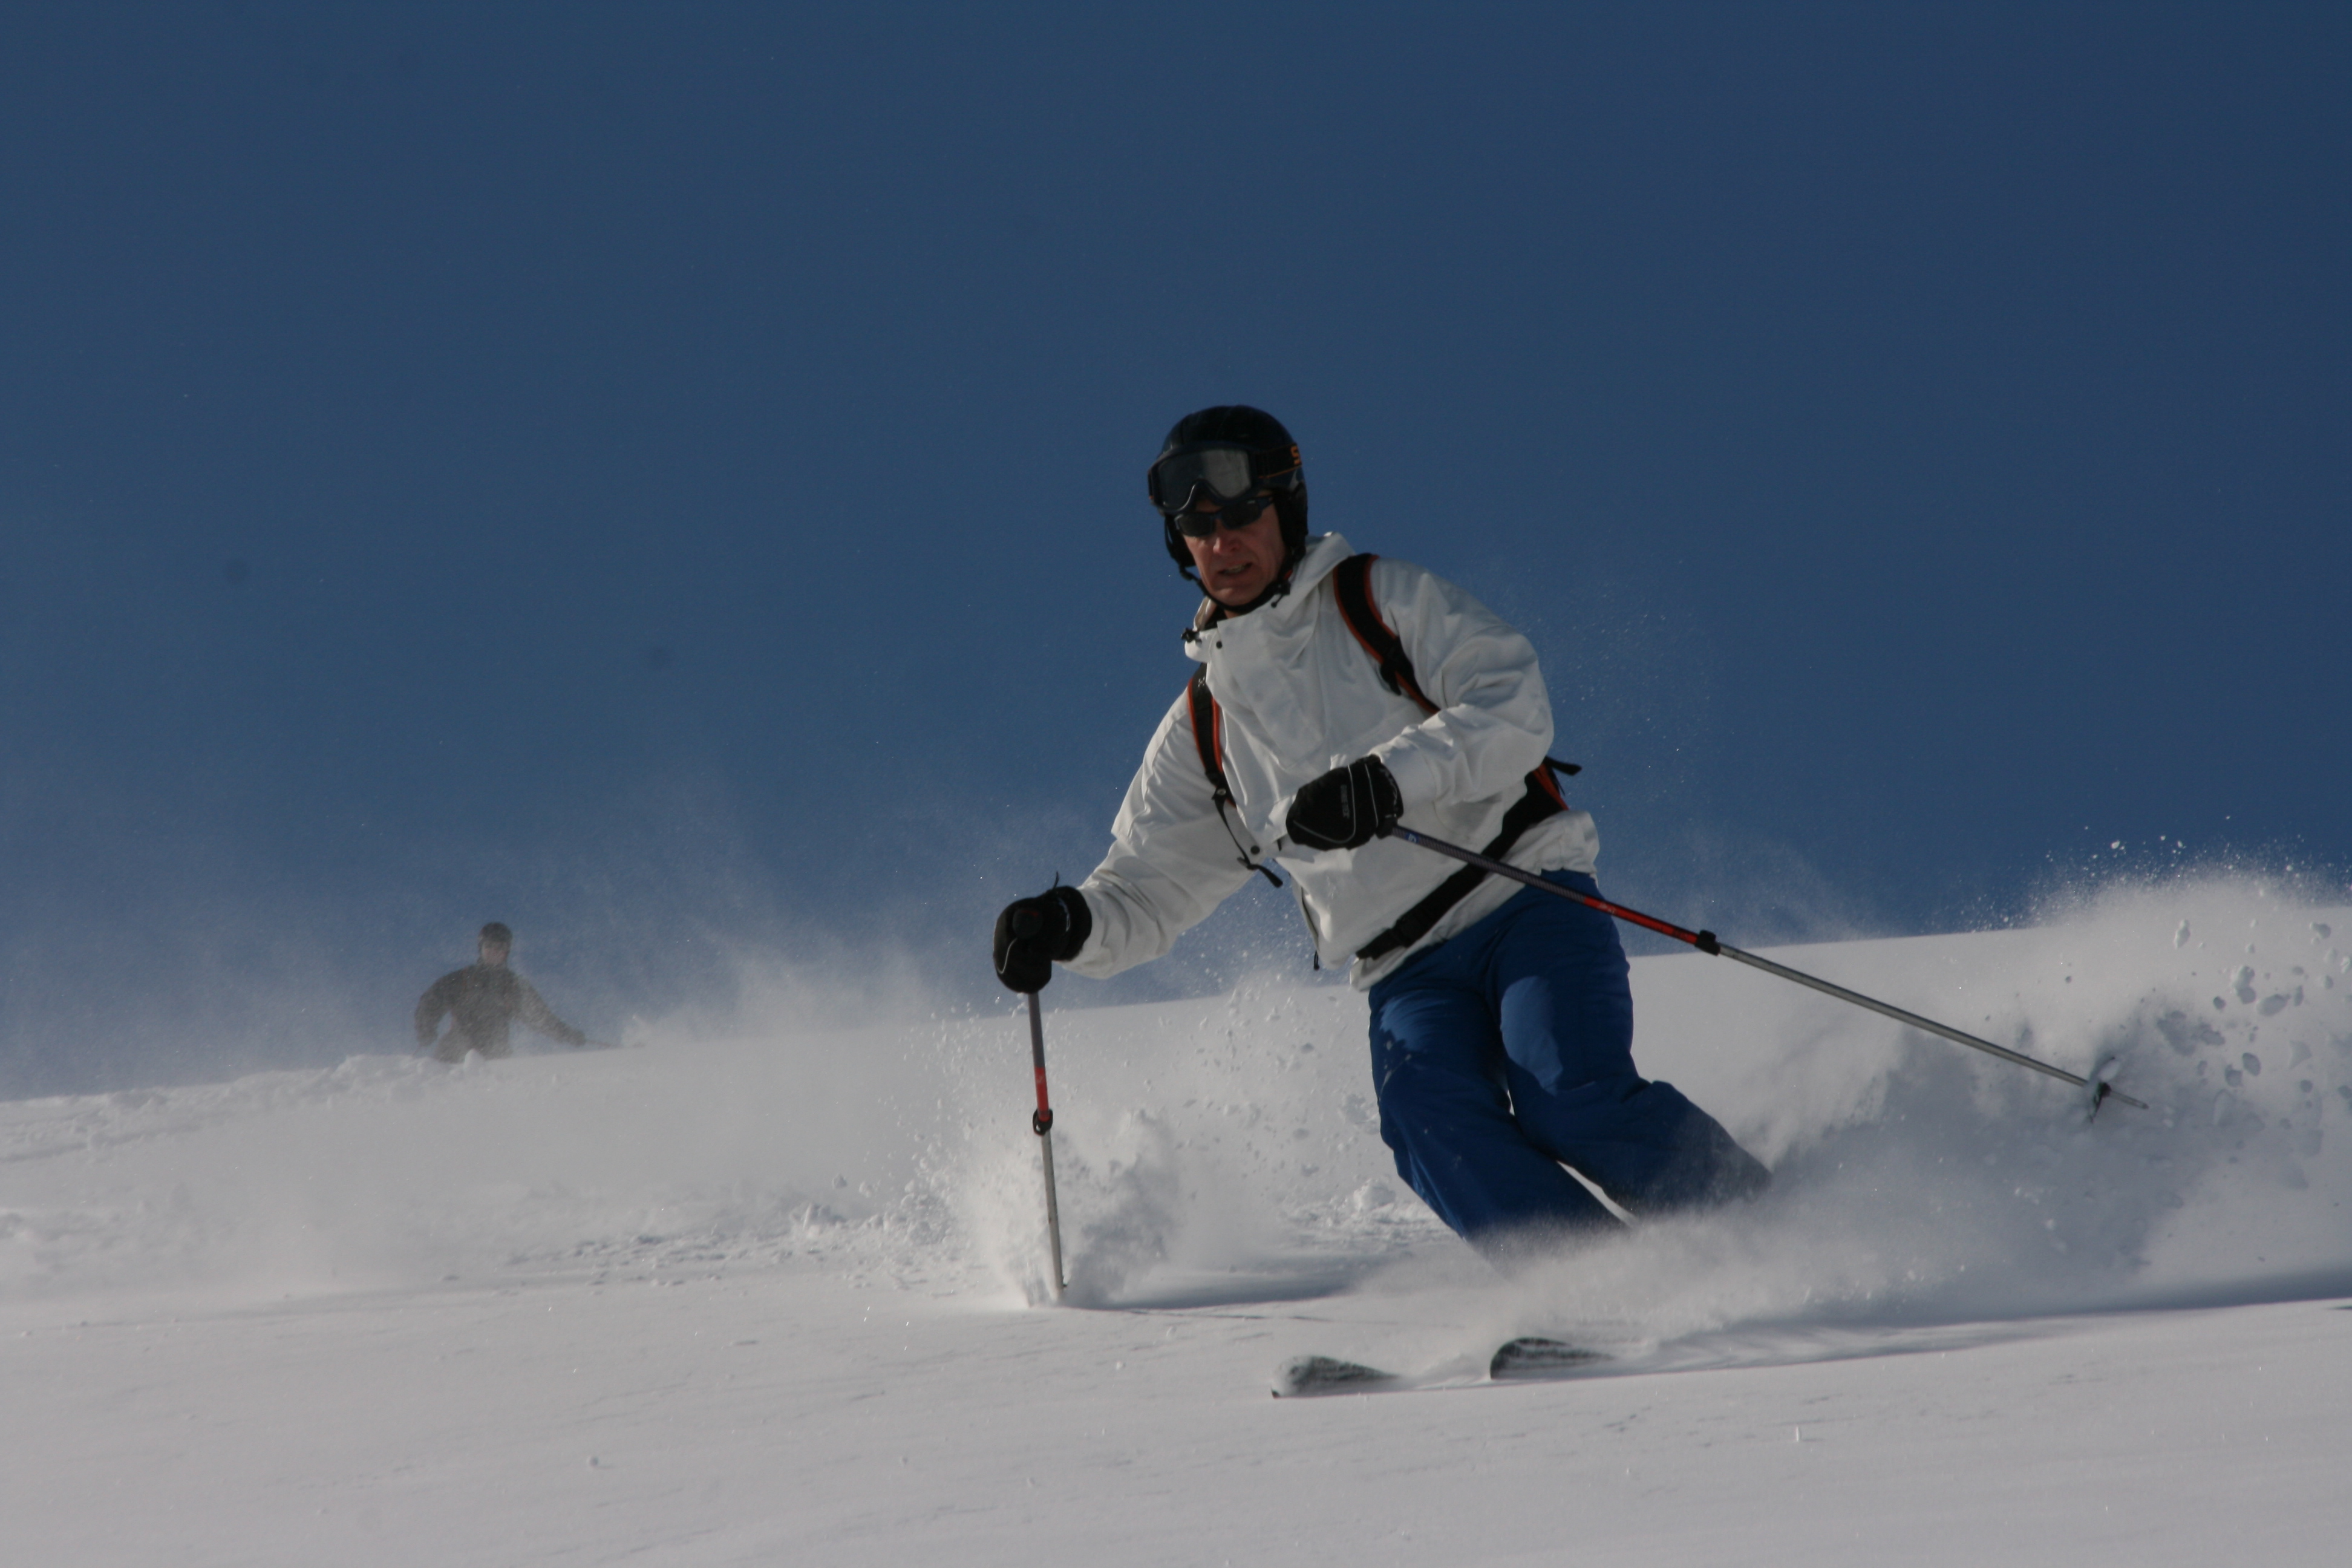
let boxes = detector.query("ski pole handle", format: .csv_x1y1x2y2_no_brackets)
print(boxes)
1028,988,1054,1135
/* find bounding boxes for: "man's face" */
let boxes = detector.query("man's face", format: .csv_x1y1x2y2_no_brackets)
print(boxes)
1182,499,1287,607
479,941,511,968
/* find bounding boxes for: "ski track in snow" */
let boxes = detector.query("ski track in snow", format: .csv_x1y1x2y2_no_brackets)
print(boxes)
3,875,2350,1562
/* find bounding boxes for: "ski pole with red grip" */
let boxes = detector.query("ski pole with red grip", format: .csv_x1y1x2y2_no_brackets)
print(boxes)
1024,988,1068,1298
1380,824,2145,1115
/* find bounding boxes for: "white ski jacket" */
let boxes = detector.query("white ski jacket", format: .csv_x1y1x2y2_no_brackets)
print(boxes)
1068,533,1599,990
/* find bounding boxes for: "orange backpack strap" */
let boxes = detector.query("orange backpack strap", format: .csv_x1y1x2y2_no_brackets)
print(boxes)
1330,554,1436,713
1330,554,1580,780
1184,666,1229,803
1185,667,1282,888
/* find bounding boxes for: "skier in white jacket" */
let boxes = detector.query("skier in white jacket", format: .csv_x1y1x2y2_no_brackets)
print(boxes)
995,407,1766,1253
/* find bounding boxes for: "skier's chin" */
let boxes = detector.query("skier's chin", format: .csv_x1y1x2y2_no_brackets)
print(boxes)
1208,567,1267,605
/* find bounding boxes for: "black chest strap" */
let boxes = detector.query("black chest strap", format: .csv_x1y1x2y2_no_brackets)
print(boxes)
1352,779,1566,963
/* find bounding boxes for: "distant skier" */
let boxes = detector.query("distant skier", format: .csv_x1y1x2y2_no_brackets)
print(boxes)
414,923,595,1062
992,406,1768,1258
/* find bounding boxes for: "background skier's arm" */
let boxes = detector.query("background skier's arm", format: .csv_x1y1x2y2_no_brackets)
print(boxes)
413,973,456,1048
1065,689,1263,980
514,979,589,1047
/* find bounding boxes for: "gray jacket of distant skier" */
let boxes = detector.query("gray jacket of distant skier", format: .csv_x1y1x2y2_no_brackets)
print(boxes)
414,964,586,1062
1067,532,1599,990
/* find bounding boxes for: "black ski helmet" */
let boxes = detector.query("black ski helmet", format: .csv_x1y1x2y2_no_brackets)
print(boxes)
1152,405,1309,580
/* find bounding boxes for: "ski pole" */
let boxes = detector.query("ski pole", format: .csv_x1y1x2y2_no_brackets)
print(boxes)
1379,824,2147,1114
1024,989,1068,1299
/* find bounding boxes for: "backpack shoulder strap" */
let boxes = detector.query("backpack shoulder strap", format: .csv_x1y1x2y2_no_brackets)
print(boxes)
1329,554,1436,714
1184,666,1230,802
1185,667,1282,888
1331,552,1582,779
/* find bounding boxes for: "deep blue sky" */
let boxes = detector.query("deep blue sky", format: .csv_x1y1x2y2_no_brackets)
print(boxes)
4,2,2347,1094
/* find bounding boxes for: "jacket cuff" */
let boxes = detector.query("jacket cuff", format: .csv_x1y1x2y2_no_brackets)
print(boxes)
1375,743,1443,810
1047,884,1093,961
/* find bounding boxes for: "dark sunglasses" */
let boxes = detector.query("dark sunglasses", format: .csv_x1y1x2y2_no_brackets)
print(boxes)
1168,498,1279,538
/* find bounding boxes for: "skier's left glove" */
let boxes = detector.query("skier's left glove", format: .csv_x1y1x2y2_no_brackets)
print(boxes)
1285,756,1403,852
992,885,1092,993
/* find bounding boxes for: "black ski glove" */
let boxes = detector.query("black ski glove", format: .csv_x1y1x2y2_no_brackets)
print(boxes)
992,884,1093,993
1285,756,1403,852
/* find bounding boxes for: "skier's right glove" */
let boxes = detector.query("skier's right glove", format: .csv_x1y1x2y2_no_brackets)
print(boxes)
1285,756,1403,852
992,885,1092,993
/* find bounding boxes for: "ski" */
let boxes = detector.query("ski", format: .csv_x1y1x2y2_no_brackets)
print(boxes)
1489,1336,1609,1379
1273,1354,1400,1397
1272,1337,1608,1397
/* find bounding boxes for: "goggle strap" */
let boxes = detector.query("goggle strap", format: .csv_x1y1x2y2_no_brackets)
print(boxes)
1151,443,1302,495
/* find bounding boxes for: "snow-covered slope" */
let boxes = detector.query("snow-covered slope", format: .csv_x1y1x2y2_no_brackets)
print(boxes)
3,877,2348,1564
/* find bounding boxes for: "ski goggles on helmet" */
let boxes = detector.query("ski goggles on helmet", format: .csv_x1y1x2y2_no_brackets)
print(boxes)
1148,441,1302,524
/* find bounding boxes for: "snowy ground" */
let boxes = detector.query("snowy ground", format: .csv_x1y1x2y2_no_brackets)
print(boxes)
4,876,2348,1564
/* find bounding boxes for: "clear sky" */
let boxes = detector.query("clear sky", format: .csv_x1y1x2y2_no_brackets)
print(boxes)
3,2,2346,1095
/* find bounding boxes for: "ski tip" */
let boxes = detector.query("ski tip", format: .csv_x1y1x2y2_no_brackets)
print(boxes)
1488,1336,1609,1380
1273,1354,1399,1398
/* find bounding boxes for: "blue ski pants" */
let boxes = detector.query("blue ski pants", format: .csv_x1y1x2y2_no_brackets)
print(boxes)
1366,871,1769,1249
